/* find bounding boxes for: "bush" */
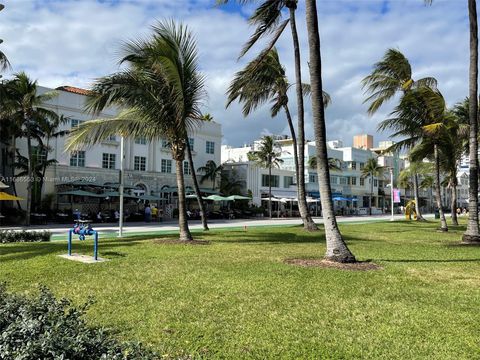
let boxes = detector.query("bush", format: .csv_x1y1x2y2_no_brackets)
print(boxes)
0,284,158,359
0,230,51,243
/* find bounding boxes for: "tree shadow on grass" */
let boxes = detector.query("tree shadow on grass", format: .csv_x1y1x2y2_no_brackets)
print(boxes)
375,258,480,263
0,240,139,263
213,231,325,245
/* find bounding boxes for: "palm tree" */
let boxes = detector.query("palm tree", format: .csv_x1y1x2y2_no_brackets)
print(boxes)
200,113,213,122
426,0,480,241
361,158,384,216
185,136,209,231
226,48,329,230
66,21,205,241
249,135,283,218
14,151,56,210
401,87,451,231
219,0,320,230
305,0,356,263
197,160,223,191
1,72,58,225
363,48,437,221
308,156,342,172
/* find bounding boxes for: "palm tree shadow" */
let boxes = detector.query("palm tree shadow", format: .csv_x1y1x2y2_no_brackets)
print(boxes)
376,258,480,263
0,240,139,263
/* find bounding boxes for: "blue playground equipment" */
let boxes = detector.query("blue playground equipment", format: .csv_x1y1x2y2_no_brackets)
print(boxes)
68,220,99,260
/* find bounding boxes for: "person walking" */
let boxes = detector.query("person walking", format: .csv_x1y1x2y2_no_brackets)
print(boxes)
144,205,151,223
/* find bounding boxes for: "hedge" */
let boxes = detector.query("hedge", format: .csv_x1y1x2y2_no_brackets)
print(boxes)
0,230,51,243
0,284,158,359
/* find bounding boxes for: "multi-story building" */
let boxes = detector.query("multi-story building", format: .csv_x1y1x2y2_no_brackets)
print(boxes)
13,85,222,215
221,134,406,214
353,134,373,150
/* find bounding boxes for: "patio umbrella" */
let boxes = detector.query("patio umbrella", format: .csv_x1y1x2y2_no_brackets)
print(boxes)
186,194,208,200
0,192,23,201
0,180,9,189
205,195,231,201
226,195,251,201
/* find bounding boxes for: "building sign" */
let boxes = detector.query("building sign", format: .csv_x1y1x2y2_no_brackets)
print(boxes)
393,189,401,203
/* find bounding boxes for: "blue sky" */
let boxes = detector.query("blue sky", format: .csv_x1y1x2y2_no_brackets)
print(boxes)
0,0,471,147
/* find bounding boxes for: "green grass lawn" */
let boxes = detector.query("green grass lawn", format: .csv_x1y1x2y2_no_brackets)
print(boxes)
1,220,480,359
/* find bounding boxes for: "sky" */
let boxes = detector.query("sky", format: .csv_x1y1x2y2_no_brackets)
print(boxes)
0,0,471,147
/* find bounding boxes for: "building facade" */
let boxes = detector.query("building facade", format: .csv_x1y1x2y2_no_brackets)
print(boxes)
13,86,222,213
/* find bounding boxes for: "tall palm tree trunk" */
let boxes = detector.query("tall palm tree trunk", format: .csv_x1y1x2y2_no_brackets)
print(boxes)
413,173,425,220
268,164,272,218
284,104,317,229
185,137,209,231
10,135,21,210
288,4,317,231
434,144,448,231
175,158,193,241
305,0,355,263
463,0,480,242
451,181,459,226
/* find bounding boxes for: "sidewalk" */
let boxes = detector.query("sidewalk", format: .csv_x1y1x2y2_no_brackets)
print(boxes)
1,214,431,239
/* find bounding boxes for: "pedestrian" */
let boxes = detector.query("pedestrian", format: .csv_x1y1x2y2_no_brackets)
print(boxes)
144,205,151,223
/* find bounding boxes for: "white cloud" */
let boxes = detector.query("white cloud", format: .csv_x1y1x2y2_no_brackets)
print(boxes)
0,0,472,147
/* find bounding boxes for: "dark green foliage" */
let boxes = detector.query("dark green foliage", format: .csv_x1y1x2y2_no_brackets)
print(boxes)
0,284,157,359
0,230,51,243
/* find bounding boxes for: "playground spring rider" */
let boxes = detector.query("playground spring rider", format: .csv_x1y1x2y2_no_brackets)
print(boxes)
68,220,99,260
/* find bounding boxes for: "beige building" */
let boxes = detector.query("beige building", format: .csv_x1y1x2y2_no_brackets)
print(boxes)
353,134,373,150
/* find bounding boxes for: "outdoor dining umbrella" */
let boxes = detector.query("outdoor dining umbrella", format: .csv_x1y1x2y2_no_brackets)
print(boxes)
0,192,24,201
226,195,251,201
205,195,231,201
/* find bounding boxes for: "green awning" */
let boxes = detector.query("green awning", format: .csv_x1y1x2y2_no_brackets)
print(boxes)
102,191,138,199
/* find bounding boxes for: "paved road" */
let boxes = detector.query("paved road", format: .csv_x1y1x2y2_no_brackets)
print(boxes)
1,213,435,239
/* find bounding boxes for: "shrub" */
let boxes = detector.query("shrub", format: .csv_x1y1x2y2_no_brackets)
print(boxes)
0,284,158,359
0,230,51,243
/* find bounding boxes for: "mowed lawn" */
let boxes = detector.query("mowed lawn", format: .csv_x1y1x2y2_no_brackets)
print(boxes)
1,220,480,359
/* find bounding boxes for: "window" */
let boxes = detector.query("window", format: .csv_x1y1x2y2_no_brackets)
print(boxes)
135,137,147,145
188,137,194,150
33,146,48,163
330,175,338,184
360,177,365,186
284,176,294,188
206,141,215,154
183,161,191,175
134,156,146,171
340,177,347,185
359,162,365,170
162,139,170,149
70,151,85,167
261,174,279,187
351,161,356,170
106,134,116,141
102,153,116,169
351,177,357,186
71,119,84,128
309,174,317,183
161,159,172,173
